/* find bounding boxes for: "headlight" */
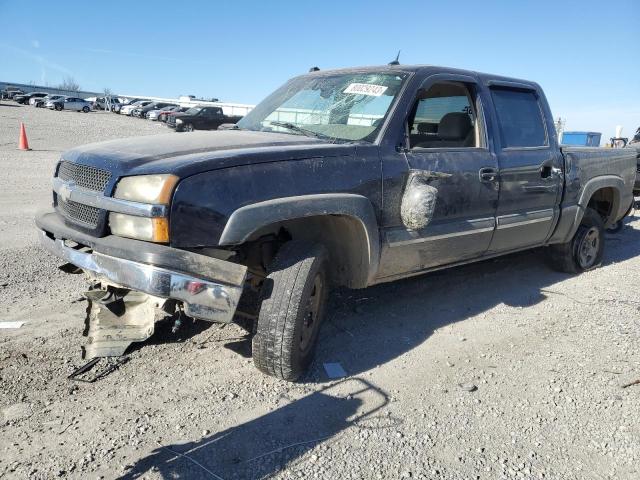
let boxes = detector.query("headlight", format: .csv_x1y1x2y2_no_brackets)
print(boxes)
175,118,183,124
114,174,178,204
109,213,169,243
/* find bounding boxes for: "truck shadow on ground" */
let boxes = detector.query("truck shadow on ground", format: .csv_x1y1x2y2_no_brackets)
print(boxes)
118,378,393,480
118,225,638,479
310,224,640,380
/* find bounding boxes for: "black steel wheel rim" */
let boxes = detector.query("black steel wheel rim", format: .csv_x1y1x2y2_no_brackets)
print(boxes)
299,274,323,353
578,226,600,268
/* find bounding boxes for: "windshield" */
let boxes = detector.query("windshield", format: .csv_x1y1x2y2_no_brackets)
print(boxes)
185,107,202,115
237,71,408,142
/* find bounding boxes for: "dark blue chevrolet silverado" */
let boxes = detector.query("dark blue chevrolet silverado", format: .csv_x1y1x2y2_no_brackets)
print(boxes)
36,65,636,380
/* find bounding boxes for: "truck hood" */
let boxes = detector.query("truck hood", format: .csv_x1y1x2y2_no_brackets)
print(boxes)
61,130,356,178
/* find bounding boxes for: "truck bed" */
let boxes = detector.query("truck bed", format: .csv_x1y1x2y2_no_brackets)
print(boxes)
560,146,636,218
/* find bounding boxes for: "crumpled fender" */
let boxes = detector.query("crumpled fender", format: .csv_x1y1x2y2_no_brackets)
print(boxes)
219,193,380,285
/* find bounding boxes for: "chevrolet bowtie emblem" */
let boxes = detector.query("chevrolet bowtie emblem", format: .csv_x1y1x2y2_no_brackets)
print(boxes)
59,181,74,202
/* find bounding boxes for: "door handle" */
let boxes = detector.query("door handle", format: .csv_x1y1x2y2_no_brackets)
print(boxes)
479,167,497,183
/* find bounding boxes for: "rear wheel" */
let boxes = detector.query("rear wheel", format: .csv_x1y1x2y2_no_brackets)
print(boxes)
549,207,605,273
82,106,90,113
253,241,329,381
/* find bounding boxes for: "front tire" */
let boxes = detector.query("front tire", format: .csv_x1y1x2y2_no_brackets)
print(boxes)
184,123,194,132
253,241,329,381
549,208,605,273
55,104,62,111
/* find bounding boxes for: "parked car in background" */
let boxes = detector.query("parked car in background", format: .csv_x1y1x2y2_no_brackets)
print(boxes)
158,107,188,122
134,102,177,118
166,105,242,131
14,92,48,104
112,98,142,113
34,94,65,107
29,93,51,106
1,87,25,99
93,97,121,111
121,100,153,116
47,96,92,112
147,105,181,121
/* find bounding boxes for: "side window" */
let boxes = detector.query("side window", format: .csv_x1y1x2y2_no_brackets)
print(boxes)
408,82,479,149
491,88,547,148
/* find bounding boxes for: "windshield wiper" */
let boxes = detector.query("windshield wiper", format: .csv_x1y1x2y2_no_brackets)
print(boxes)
269,121,328,140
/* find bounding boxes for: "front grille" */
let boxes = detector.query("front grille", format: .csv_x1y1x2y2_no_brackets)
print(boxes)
58,161,112,192
58,198,100,227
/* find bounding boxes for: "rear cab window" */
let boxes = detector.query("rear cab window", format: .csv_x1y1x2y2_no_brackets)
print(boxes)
490,88,548,148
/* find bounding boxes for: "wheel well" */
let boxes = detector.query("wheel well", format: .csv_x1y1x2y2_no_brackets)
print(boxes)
586,187,616,223
242,215,372,288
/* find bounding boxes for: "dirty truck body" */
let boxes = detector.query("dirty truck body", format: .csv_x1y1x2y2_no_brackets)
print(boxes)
36,65,636,380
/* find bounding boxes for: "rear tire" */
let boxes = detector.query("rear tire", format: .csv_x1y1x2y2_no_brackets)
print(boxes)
253,241,329,381
82,106,90,113
549,208,605,273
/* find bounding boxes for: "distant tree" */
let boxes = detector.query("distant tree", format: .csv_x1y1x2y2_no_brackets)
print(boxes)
58,76,81,92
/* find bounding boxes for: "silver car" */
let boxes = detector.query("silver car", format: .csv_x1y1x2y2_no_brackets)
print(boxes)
47,96,92,112
34,94,65,108
146,105,180,121
120,100,153,116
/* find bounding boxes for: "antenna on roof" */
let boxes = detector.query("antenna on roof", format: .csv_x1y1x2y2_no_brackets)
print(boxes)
388,50,401,65
309,66,320,72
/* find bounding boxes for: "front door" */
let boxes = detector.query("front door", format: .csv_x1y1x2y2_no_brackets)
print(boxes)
486,86,563,252
377,78,499,280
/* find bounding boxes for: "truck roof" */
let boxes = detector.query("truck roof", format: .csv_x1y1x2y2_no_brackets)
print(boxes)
305,64,541,90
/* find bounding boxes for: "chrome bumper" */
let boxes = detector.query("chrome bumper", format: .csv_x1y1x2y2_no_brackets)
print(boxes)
39,230,245,323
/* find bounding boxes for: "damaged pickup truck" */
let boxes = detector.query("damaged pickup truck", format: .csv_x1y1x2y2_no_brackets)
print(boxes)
36,65,637,380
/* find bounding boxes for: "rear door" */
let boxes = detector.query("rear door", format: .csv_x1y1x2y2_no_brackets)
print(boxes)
486,85,563,252
68,98,81,111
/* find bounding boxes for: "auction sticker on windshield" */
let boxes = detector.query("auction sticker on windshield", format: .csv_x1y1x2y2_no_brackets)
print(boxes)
343,83,388,96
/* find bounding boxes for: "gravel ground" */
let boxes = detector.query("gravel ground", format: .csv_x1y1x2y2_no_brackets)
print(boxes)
0,101,639,480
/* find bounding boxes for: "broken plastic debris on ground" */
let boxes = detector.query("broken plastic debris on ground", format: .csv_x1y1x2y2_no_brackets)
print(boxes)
0,321,25,329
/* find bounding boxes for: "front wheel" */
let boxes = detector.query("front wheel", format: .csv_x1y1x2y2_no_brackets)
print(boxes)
549,208,605,273
253,241,329,381
184,123,194,132
55,104,62,111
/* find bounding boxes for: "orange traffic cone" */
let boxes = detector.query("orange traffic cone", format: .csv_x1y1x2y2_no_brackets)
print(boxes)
18,123,31,151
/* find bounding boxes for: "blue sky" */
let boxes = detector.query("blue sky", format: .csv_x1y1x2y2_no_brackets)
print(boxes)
1,0,638,140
